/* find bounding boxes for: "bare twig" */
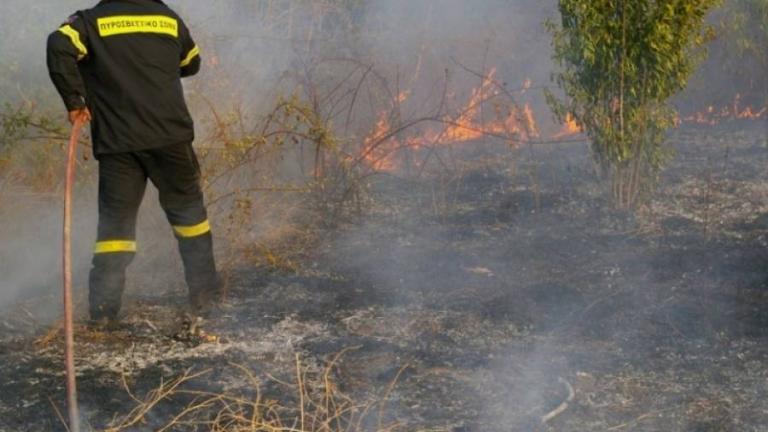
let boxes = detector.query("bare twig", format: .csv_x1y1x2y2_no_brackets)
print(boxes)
48,396,70,432
605,407,676,431
540,377,575,424
296,353,306,431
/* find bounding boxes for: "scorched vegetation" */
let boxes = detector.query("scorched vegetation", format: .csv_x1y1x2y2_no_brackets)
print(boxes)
0,0,767,431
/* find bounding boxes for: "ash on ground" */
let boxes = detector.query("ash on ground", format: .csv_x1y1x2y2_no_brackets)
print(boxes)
2,122,768,431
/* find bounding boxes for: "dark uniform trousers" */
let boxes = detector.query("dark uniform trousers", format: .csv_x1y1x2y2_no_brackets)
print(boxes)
89,142,218,320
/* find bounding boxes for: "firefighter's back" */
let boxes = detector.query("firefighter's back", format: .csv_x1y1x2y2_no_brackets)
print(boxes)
50,0,201,155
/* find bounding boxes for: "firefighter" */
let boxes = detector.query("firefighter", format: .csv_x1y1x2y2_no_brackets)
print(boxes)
46,0,219,325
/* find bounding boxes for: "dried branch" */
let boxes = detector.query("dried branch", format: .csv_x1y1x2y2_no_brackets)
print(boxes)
540,377,575,425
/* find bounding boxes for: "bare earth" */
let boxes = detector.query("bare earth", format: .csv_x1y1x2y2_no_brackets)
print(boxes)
1,122,768,431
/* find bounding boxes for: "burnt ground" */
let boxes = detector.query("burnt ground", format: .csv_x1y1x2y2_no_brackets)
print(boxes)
2,122,768,431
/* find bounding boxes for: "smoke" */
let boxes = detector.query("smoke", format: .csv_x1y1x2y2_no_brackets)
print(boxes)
359,0,556,80
0,0,753,322
0,0,93,311
0,0,195,311
0,0,728,338
0,2,765,428
0,193,95,313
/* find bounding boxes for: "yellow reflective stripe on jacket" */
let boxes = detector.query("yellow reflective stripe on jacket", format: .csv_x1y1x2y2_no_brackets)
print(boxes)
173,219,210,238
58,25,88,60
94,240,137,254
180,45,200,67
97,15,179,38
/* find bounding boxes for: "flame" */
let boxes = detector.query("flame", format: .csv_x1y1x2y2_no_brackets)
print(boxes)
360,71,768,172
360,70,545,171
357,90,413,170
360,86,767,171
553,113,582,139
360,110,397,171
434,69,539,143
681,94,766,125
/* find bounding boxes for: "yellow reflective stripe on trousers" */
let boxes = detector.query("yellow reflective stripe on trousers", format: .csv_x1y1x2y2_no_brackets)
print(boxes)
173,220,210,238
180,45,200,67
58,25,88,60
97,15,179,37
94,240,137,254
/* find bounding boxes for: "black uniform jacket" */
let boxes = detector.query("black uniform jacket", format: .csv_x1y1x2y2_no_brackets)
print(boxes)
47,0,201,155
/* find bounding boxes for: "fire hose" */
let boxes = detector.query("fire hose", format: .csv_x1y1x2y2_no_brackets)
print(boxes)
63,117,84,432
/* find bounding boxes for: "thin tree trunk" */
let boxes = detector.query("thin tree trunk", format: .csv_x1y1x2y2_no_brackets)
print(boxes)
619,0,626,149
612,0,628,208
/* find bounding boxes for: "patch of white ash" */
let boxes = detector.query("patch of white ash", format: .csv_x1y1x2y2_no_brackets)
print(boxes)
76,316,330,376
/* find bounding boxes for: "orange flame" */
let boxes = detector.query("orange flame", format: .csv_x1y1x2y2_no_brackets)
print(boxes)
681,94,766,125
433,69,539,143
360,70,545,171
553,113,582,139
360,111,397,171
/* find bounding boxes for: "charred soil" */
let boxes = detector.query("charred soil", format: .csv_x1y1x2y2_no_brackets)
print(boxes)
2,122,768,431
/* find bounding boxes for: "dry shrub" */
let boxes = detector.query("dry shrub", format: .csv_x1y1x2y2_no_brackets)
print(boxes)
0,101,96,194
106,352,408,432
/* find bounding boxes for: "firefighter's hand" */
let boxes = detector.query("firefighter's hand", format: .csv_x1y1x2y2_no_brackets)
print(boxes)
68,107,91,125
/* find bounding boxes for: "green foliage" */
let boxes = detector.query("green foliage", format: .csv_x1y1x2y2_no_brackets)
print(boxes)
0,103,65,149
546,0,720,208
0,102,90,193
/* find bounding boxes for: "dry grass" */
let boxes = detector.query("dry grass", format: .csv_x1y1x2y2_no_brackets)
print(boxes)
106,351,408,432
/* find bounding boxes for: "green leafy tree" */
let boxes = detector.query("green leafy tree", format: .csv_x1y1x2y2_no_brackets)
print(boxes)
546,0,720,208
